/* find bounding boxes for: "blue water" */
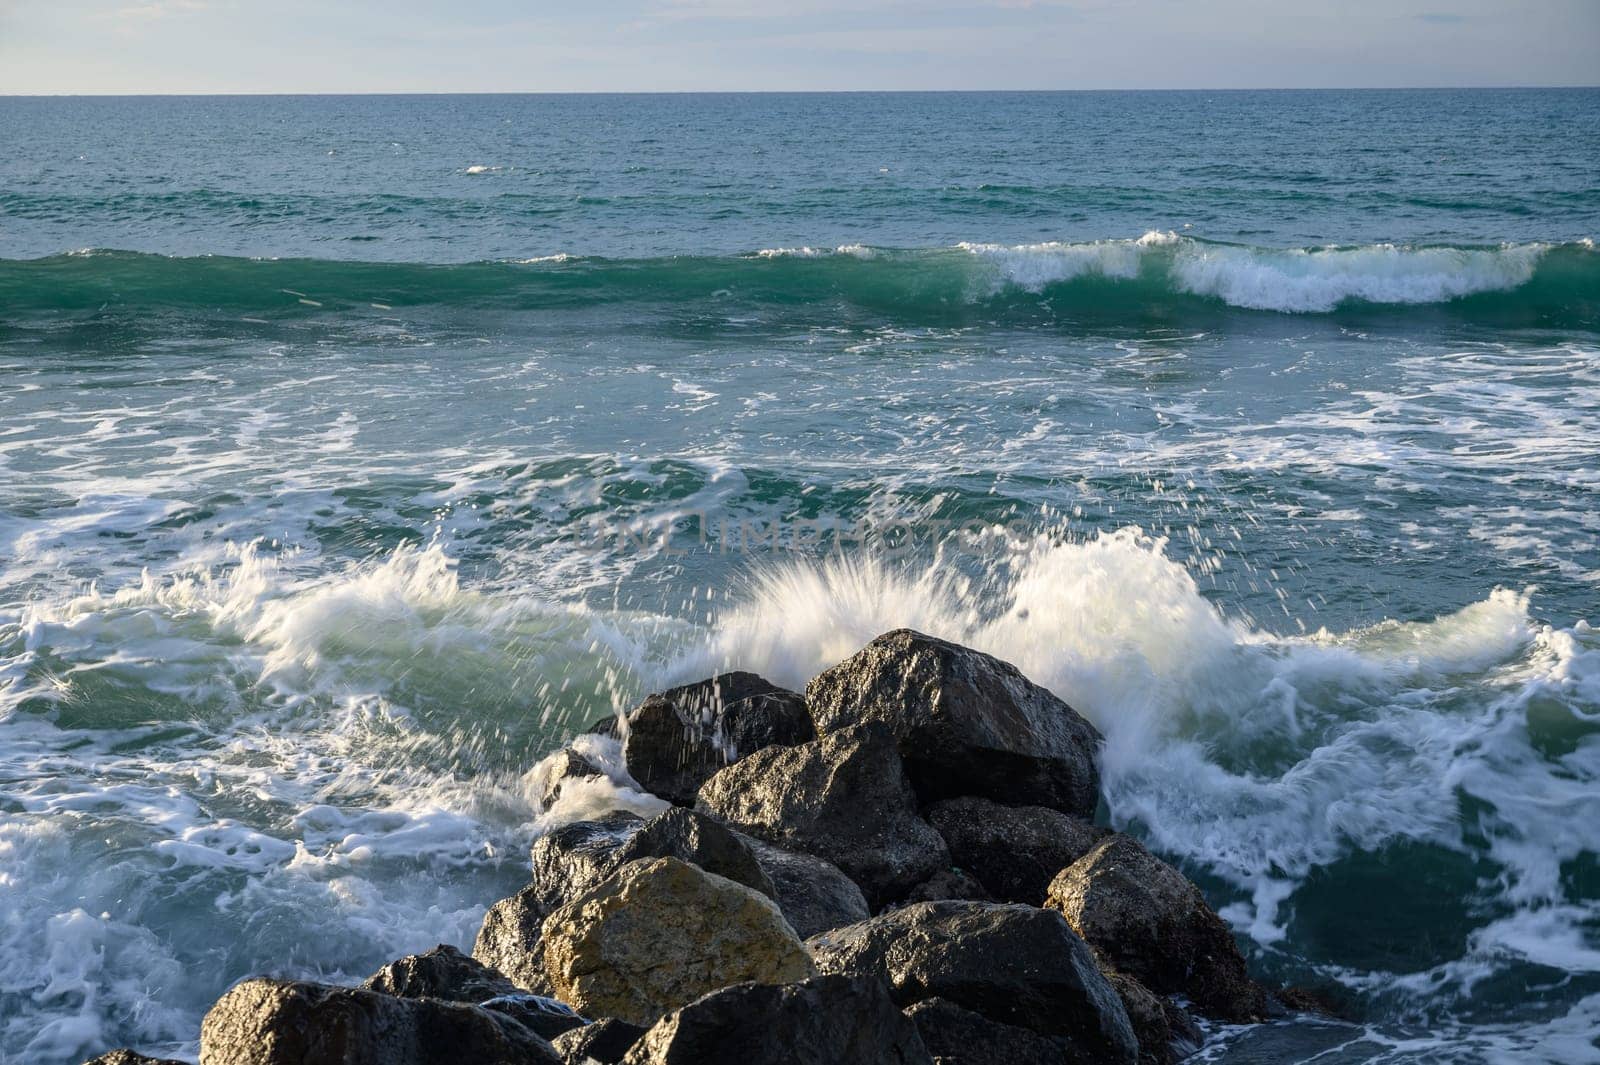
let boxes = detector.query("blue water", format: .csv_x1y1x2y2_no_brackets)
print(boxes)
2,90,1598,1064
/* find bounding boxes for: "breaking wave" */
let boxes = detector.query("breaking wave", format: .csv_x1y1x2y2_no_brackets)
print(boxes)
2,236,1594,326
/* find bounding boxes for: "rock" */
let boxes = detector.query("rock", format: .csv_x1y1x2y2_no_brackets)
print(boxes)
611,807,775,899
529,812,647,912
696,723,950,908
899,868,990,905
625,672,813,806
362,946,585,1040
587,716,622,738
1045,834,1267,1023
474,886,556,995
538,748,604,809
551,1018,647,1065
1272,984,1346,1018
363,942,521,1002
902,997,1070,1065
1102,969,1194,1065
805,630,1103,816
530,808,774,916
619,974,933,1065
808,900,1137,1064
198,978,560,1065
736,833,872,938
540,856,815,1027
81,1052,186,1065
927,796,1107,904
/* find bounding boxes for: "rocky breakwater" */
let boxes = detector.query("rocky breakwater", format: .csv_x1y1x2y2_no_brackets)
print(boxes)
88,629,1304,1065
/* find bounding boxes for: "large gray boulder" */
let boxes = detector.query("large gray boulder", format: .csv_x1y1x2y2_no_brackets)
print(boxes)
927,796,1107,904
735,833,871,938
198,978,560,1065
696,723,950,909
620,975,933,1065
805,630,1103,816
540,857,815,1027
807,901,1137,1064
902,997,1071,1065
624,672,814,805
1045,834,1267,1023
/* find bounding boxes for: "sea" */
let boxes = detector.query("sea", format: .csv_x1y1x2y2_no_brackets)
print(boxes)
1,90,1598,1064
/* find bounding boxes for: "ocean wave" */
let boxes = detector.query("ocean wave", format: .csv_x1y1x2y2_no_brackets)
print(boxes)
3,236,1594,326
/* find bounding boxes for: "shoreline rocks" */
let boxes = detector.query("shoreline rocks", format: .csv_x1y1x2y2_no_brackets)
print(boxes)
198,979,561,1065
620,975,931,1065
808,900,1138,1064
696,722,950,908
805,629,1104,817
86,630,1292,1065
623,672,813,805
1046,834,1268,1023
927,795,1108,904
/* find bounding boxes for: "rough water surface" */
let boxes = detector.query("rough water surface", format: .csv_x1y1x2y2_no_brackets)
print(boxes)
1,90,1598,1064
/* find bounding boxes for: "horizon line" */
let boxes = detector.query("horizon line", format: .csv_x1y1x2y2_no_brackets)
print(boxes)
3,84,1598,98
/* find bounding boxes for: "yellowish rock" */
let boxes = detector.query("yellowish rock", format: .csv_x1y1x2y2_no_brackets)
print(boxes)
540,855,815,1027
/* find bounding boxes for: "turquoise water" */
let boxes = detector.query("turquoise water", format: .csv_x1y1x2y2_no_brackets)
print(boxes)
2,90,1598,1064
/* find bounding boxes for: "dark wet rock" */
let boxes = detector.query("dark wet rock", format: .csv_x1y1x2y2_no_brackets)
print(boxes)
198,978,560,1065
587,716,622,738
903,997,1071,1065
1045,834,1267,1023
539,748,604,809
619,974,932,1065
927,795,1107,904
611,807,775,899
474,886,556,996
736,833,872,938
1102,968,1195,1065
81,1052,186,1065
364,947,582,1039
529,812,647,912
805,630,1103,816
696,723,950,909
530,808,774,916
807,900,1137,1064
1272,983,1348,1019
363,942,520,1002
551,1018,647,1065
624,672,813,806
899,868,991,905
540,856,815,1027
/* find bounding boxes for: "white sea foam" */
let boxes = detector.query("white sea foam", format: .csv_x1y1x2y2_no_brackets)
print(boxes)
955,233,1552,312
1168,241,1549,312
754,244,877,259
958,236,1153,290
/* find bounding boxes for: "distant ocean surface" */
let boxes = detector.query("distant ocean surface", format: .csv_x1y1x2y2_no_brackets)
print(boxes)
2,90,1598,1064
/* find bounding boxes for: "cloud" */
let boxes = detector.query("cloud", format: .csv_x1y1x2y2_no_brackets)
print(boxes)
1415,12,1467,23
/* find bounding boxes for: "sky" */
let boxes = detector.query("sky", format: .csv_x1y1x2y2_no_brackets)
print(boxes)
0,0,1596,94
